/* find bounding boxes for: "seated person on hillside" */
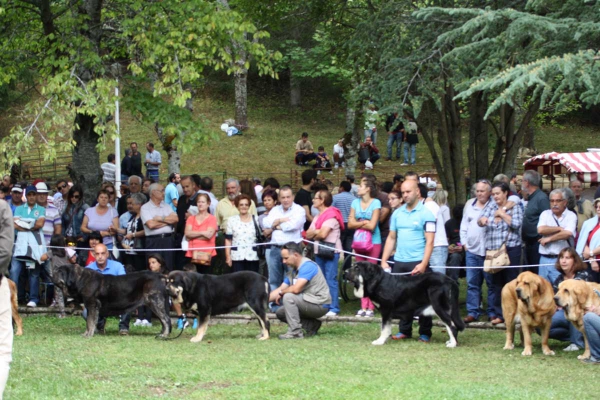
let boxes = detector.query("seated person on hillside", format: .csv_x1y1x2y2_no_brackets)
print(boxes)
358,137,381,170
313,146,332,173
295,132,317,166
333,138,345,168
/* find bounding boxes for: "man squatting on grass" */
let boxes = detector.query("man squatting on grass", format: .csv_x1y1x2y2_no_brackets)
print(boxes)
269,242,331,339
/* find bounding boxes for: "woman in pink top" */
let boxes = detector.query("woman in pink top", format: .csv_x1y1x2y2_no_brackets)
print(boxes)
306,189,343,316
81,190,119,249
185,193,217,274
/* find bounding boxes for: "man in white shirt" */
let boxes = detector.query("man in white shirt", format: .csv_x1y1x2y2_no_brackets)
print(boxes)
332,139,345,168
537,188,577,283
262,186,306,297
101,154,117,184
140,183,178,270
144,142,162,181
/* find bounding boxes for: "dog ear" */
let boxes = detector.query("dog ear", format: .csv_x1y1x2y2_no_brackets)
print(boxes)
574,284,589,307
182,272,193,290
364,263,382,293
536,278,554,310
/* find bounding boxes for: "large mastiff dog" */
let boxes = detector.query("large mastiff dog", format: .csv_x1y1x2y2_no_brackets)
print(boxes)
554,280,600,360
501,272,557,356
165,271,270,343
53,265,171,338
344,262,465,347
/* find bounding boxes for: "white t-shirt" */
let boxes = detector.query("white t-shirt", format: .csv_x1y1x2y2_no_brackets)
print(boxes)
537,209,577,255
333,144,344,159
424,200,448,247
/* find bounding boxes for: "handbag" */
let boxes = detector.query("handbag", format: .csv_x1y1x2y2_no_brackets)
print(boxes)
192,251,212,266
352,228,373,253
317,240,336,260
483,244,510,273
252,216,266,258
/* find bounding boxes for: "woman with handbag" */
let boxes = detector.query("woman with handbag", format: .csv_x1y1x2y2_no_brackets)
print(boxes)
348,177,382,317
306,190,344,317
61,185,89,247
119,193,146,272
225,195,260,273
185,193,217,273
478,181,523,325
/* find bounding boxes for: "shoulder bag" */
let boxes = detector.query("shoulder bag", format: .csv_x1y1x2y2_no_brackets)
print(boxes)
483,221,510,274
252,216,266,258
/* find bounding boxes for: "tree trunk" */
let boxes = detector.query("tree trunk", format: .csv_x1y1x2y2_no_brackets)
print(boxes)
468,91,489,180
234,68,248,128
290,72,301,108
501,100,540,175
71,113,101,205
522,125,536,150
342,104,362,175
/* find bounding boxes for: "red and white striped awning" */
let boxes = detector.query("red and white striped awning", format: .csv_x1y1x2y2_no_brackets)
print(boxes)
523,152,600,183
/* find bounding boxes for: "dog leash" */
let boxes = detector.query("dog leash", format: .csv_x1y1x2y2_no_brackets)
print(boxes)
160,322,185,341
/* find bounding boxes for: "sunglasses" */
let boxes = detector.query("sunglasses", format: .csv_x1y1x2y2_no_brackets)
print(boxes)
58,184,68,189
72,194,80,199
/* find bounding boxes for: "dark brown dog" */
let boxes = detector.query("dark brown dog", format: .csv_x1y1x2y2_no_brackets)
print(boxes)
6,278,23,336
502,271,556,356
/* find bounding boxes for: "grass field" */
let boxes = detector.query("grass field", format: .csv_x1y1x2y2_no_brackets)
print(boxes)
6,315,599,399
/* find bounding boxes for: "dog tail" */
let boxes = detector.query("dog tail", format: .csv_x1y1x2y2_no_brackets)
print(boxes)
449,283,465,331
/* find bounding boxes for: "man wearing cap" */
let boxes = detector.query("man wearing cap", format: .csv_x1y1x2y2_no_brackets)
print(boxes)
35,182,62,245
7,184,24,214
140,183,178,270
427,181,437,198
10,185,46,307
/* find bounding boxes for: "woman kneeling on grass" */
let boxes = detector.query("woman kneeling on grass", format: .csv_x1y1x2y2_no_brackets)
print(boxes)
549,247,589,352
306,189,344,317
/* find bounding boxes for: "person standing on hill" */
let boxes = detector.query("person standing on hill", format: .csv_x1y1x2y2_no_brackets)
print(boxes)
130,142,143,179
145,142,162,181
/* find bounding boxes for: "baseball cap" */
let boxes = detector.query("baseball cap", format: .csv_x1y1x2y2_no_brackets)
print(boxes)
25,185,37,194
427,181,437,189
11,184,23,193
35,182,49,193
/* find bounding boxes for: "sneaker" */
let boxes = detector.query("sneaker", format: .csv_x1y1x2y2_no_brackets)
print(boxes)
26,301,37,308
418,334,431,343
356,309,366,317
580,357,600,365
329,170,334,175
134,319,143,327
392,333,411,340
325,311,338,317
341,162,346,167
365,310,375,318
141,319,151,327
278,331,304,340
400,163,408,166
563,344,580,352
334,163,339,169
50,300,57,308
302,319,322,337
177,317,188,330
192,318,198,329
317,170,321,175
119,329,129,336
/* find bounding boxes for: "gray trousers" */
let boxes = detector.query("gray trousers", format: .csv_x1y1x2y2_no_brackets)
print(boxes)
276,293,328,333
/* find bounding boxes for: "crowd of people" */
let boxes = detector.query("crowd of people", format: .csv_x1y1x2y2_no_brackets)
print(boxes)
2,142,600,362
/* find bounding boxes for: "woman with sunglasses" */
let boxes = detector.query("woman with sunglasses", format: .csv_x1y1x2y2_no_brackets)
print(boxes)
81,190,119,249
576,198,600,283
61,185,89,247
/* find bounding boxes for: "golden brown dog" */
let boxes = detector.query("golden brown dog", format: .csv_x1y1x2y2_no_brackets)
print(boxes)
554,280,600,360
7,278,23,336
502,271,556,356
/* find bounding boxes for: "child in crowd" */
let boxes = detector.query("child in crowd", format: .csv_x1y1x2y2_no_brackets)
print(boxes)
313,146,332,174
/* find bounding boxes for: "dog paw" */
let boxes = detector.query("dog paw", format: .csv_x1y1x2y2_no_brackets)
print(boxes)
543,349,555,356
190,336,203,343
577,354,590,360
445,341,457,348
521,349,532,356
503,344,515,350
372,339,387,346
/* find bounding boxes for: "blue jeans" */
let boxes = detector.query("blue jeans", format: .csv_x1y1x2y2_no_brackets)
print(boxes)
315,253,340,314
430,246,448,275
146,169,159,180
267,246,289,292
404,143,416,164
538,255,561,284
550,309,584,348
364,129,377,144
386,133,402,159
10,257,40,304
465,251,495,319
583,313,600,360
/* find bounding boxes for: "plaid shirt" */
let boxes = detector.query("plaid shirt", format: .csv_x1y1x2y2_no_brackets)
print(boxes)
482,201,523,250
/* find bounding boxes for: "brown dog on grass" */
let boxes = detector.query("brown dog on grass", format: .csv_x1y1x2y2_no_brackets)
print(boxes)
502,271,556,356
554,280,600,360
8,278,23,336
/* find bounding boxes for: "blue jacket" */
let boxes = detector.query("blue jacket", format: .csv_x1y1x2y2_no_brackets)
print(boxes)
576,216,600,258
61,203,89,237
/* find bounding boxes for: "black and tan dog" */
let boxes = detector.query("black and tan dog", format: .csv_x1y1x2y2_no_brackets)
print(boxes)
53,265,171,338
165,271,270,343
555,280,600,360
344,262,465,347
501,272,557,356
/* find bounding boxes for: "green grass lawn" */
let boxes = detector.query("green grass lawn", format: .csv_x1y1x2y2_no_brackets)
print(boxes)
6,315,599,399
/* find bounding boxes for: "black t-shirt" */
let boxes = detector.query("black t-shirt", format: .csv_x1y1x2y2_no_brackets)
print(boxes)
121,156,133,176
445,218,461,245
131,152,142,177
295,188,313,231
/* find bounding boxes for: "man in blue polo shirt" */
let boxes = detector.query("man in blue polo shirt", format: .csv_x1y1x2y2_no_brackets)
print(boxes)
269,242,331,339
84,244,130,335
381,179,436,342
11,185,46,307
